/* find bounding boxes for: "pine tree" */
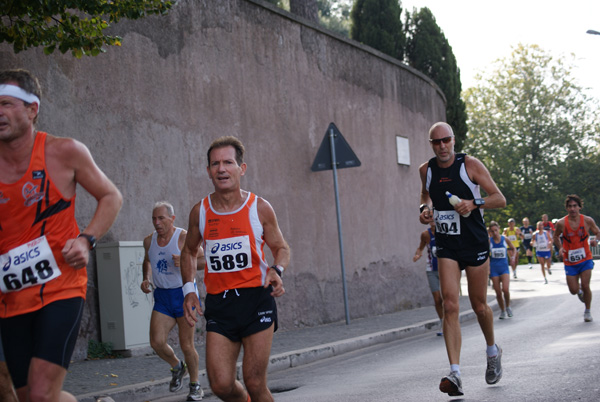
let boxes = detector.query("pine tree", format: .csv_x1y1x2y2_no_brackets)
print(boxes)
405,7,467,150
350,0,405,60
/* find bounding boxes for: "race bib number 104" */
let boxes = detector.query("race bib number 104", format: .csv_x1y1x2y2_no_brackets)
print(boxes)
0,236,62,293
205,235,252,273
434,210,461,235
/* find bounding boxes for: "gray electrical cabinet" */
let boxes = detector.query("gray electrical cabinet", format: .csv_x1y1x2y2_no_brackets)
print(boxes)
96,241,152,350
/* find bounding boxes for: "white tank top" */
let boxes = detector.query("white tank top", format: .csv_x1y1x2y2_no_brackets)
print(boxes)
148,227,184,289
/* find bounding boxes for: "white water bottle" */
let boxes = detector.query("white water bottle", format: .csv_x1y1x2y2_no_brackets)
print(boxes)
446,191,471,217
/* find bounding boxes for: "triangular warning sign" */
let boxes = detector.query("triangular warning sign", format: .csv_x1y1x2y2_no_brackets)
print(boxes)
311,123,361,172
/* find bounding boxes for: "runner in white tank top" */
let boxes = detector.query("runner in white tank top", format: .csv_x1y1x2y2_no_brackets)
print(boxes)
141,202,203,400
148,227,184,289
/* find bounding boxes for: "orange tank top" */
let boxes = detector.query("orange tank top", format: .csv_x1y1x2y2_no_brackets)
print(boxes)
0,132,87,318
199,192,268,294
561,214,592,266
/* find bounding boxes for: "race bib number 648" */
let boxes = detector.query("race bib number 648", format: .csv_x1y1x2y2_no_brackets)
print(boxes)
0,236,61,293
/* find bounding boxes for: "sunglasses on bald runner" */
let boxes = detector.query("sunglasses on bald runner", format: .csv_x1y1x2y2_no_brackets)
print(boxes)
429,136,454,145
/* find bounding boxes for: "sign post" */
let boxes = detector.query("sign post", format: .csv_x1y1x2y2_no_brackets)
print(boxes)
311,123,361,325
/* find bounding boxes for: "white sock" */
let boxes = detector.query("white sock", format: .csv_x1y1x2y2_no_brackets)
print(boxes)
450,364,460,375
486,344,498,357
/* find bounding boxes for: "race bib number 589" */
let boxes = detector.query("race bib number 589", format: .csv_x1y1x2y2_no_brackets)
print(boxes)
205,235,252,273
0,236,61,293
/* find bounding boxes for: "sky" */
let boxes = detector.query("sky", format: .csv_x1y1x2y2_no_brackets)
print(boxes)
400,0,600,100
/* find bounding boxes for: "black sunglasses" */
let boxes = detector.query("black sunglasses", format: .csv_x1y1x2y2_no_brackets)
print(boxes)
429,136,454,145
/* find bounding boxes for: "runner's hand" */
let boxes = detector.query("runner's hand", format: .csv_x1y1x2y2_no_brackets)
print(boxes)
61,237,90,269
183,293,203,327
265,268,285,297
140,280,152,294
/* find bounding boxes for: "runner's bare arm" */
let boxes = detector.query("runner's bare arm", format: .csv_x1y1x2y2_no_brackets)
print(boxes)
462,156,505,215
418,162,433,224
181,203,203,326
553,219,565,251
586,216,599,246
258,197,290,297
51,137,122,267
413,230,428,262
141,235,153,293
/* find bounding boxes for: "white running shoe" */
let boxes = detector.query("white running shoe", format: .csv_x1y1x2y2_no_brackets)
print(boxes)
584,311,593,322
187,382,204,401
169,361,188,392
506,307,513,318
499,310,507,319
440,371,463,396
485,345,503,385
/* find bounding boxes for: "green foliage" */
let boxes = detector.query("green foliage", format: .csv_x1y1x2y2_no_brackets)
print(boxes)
464,44,600,223
266,0,352,37
318,0,352,37
0,0,173,58
350,0,405,60
404,7,467,151
87,339,121,359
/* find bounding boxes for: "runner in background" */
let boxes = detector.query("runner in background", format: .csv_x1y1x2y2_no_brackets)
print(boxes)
532,221,552,284
520,217,535,269
553,195,599,322
413,222,444,336
503,219,521,279
489,221,516,319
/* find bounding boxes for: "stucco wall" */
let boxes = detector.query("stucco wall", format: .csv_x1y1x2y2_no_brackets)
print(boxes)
0,0,445,361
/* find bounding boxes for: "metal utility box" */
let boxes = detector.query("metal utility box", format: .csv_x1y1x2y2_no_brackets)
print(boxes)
96,241,152,350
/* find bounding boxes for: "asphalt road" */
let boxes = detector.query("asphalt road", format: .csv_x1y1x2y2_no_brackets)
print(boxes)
157,263,600,401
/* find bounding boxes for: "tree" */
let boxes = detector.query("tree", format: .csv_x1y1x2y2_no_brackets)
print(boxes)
463,44,600,223
265,1,352,38
318,0,352,37
350,0,405,60
404,7,467,151
0,0,172,58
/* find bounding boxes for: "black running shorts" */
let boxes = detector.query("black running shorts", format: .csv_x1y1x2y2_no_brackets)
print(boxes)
204,286,277,342
436,244,489,271
0,297,84,388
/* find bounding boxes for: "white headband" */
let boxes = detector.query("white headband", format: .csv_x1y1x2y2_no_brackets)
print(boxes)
0,84,40,111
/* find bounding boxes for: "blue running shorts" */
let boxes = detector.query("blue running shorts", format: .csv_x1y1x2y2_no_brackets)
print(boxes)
536,250,551,259
564,259,594,276
153,287,187,318
489,262,510,278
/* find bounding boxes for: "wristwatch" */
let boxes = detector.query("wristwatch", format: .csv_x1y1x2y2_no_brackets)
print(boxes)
270,265,284,277
419,203,430,213
78,233,97,250
473,198,485,208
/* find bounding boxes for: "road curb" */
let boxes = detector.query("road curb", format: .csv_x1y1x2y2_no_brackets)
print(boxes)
76,301,496,401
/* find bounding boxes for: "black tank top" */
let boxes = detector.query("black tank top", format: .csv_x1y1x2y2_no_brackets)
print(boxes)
426,153,488,250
